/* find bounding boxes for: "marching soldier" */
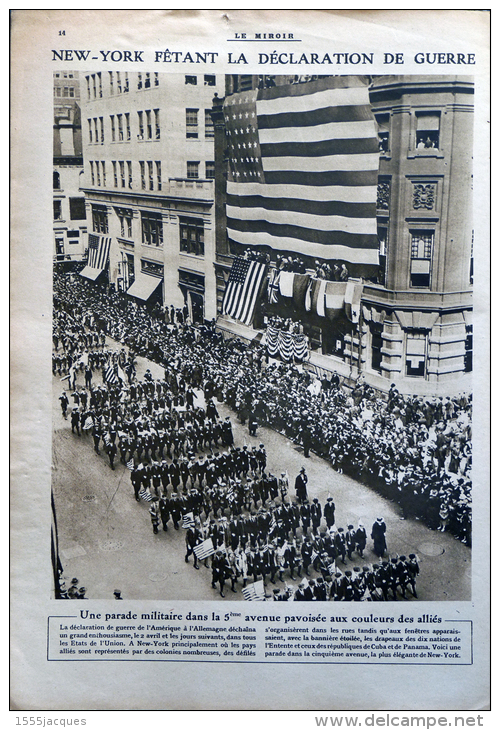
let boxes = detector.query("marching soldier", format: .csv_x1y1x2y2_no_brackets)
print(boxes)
311,498,322,535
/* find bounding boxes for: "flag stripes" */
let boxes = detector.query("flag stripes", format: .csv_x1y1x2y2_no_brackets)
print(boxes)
87,234,111,270
182,513,195,528
104,360,120,385
194,538,215,560
222,257,267,326
224,76,379,266
266,325,309,362
138,489,153,502
242,580,266,601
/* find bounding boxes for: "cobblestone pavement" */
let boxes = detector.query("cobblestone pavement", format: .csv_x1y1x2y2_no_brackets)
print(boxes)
52,340,471,602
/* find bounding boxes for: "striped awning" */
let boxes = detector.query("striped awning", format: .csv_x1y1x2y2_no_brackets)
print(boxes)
126,273,162,301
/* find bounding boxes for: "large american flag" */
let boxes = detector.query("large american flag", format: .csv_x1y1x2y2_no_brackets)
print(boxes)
87,234,111,270
221,257,267,326
224,76,379,269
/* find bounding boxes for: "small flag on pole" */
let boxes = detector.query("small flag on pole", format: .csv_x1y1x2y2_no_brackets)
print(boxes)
242,580,266,601
126,459,134,471
194,538,215,560
138,489,153,502
182,512,195,528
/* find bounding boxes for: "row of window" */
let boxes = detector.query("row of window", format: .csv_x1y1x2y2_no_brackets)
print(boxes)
88,159,214,188
54,86,76,98
377,111,441,153
87,108,213,144
186,108,214,139
53,197,86,221
91,204,205,256
371,326,472,377
85,72,216,100
378,228,435,287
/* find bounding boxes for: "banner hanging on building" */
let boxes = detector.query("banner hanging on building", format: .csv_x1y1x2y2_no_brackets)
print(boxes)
222,256,267,326
224,76,380,267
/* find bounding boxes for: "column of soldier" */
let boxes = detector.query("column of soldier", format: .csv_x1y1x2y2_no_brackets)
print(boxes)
53,271,472,550
55,332,420,601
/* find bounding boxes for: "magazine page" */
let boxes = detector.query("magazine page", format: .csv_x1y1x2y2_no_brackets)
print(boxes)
10,8,490,713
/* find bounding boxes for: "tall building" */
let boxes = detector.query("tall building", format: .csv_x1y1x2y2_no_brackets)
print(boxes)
80,71,224,321
53,71,87,262
212,74,473,395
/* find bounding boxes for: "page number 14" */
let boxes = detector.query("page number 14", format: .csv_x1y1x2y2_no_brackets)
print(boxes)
59,30,65,35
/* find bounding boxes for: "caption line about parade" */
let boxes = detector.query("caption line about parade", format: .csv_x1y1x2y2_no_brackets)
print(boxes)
48,611,471,665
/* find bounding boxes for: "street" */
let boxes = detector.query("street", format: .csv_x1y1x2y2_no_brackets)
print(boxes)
52,341,471,602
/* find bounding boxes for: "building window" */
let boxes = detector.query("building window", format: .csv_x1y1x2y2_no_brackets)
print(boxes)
92,205,108,233
85,76,91,99
148,160,154,190
115,114,122,141
95,161,101,186
90,161,94,186
180,217,204,256
186,161,199,179
141,211,163,247
117,208,133,239
137,73,142,90
96,72,102,98
155,161,162,191
110,115,115,142
185,75,197,85
154,72,159,86
53,171,61,189
99,117,104,144
410,230,433,287
93,118,99,144
125,113,131,141
186,108,199,138
205,109,214,138
53,200,62,220
101,161,106,187
119,161,125,188
138,111,144,139
154,109,160,139
55,237,64,258
405,331,427,377
123,72,129,93
464,325,473,373
145,72,151,89
69,197,86,220
416,112,440,150
371,325,383,372
204,74,216,86
140,161,146,190
54,87,62,97
146,110,152,140
378,226,388,285
205,161,215,179
376,113,390,153
88,118,93,143
92,74,97,99
127,161,133,189
112,161,118,188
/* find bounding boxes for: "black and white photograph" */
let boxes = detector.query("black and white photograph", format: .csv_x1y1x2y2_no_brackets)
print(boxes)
11,9,490,713
51,70,473,603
